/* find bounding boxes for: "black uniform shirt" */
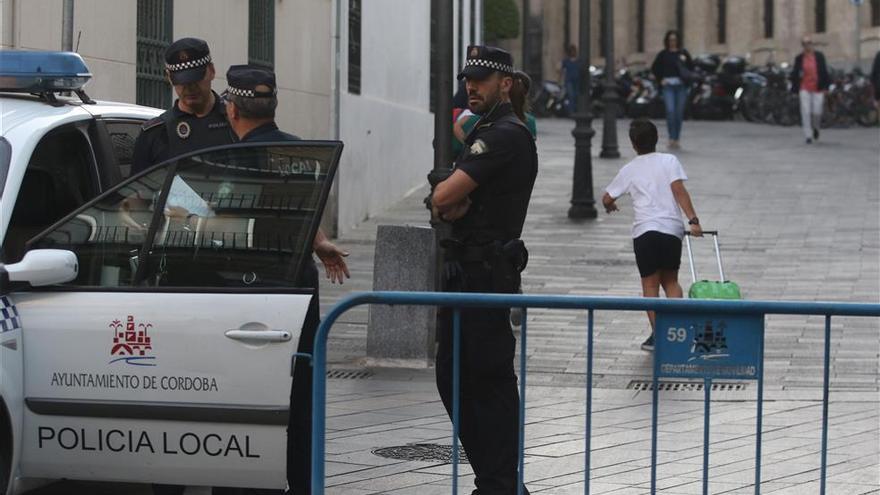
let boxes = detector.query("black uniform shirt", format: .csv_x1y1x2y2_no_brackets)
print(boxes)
453,102,538,243
240,121,301,142
131,92,234,176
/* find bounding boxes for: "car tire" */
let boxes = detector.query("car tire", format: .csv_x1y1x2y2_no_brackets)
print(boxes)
0,432,9,495
0,403,11,495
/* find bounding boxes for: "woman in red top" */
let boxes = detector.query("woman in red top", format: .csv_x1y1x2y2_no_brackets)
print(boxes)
791,36,831,144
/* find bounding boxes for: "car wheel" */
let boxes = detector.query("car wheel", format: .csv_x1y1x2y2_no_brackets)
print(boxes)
0,438,9,495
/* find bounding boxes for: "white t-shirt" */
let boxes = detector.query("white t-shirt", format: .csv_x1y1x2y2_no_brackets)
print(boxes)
605,152,688,239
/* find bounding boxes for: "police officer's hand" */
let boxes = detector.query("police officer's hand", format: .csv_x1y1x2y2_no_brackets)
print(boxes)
437,198,472,222
315,239,351,284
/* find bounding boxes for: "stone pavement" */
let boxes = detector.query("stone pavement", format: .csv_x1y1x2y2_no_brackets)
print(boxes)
313,118,879,494
32,119,878,494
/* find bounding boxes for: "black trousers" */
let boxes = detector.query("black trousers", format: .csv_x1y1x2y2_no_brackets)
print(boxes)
287,261,320,494
436,263,528,495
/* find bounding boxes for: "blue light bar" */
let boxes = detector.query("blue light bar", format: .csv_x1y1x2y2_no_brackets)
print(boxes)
0,51,92,93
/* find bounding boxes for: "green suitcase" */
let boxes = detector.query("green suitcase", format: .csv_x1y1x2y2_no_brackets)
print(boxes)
685,231,742,300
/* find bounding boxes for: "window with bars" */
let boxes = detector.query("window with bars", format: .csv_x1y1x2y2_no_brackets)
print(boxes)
717,0,726,44
636,0,646,52
676,0,685,45
249,0,275,70
763,0,774,38
599,0,607,59
815,0,826,33
348,0,362,95
136,0,173,109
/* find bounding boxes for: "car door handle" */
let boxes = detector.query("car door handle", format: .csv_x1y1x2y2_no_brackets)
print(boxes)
224,330,292,342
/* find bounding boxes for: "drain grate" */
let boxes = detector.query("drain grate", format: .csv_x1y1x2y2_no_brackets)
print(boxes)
326,369,373,380
627,380,748,392
373,444,469,463
574,258,633,267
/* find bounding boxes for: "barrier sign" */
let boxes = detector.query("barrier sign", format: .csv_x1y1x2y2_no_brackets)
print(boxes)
655,313,763,380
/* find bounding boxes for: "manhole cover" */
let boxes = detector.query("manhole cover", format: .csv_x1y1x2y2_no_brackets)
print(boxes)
326,369,373,380
373,444,469,463
627,380,748,392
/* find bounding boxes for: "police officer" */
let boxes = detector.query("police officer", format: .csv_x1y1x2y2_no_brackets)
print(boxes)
132,37,233,176
224,65,349,495
141,38,237,495
431,46,537,495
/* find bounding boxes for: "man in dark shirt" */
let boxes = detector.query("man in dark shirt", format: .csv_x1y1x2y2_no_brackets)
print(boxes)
132,37,234,177
223,64,349,495
431,45,538,495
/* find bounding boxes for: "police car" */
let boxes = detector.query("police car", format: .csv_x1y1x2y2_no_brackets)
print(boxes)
0,52,339,493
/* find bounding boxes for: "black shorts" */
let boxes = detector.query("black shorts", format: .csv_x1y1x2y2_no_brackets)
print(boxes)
633,231,682,278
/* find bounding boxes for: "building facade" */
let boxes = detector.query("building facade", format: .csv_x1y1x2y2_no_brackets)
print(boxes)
0,0,483,236
512,0,880,84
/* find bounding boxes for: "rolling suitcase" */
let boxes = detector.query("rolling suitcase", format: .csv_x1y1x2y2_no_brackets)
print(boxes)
685,231,742,300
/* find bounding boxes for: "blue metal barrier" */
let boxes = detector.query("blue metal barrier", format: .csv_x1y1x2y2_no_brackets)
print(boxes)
310,292,880,495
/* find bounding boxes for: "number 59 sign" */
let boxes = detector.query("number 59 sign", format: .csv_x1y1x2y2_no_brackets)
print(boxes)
654,312,764,380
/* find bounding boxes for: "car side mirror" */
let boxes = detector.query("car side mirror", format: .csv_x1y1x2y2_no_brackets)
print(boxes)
3,249,79,287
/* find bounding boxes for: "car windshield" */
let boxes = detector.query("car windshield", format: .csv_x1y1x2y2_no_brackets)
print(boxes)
0,137,10,201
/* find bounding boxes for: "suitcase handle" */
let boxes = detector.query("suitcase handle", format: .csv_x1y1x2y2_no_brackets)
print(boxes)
684,231,726,283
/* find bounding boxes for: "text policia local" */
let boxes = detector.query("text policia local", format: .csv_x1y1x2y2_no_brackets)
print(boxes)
37,427,260,458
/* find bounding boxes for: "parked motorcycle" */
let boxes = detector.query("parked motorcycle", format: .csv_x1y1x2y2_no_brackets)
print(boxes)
531,80,570,118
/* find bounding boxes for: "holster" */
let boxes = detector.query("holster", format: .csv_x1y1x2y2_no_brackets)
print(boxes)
441,238,528,294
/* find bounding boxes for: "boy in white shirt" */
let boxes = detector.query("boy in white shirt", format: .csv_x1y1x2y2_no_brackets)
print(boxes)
602,119,702,351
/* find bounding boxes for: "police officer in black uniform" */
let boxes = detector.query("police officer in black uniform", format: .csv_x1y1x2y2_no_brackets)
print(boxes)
431,46,538,495
132,37,233,177
224,65,349,495
142,39,237,495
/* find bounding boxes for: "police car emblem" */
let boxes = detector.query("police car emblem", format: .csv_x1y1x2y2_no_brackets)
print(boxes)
176,121,191,139
470,139,488,155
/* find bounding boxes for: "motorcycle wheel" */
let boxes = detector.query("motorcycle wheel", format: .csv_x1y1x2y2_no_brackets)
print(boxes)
856,106,879,127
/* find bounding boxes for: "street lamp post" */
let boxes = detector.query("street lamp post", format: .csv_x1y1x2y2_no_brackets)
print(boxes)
427,0,454,199
599,0,620,159
568,0,598,219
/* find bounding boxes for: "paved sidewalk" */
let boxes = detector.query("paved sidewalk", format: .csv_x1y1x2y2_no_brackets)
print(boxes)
34,119,879,494
315,118,879,494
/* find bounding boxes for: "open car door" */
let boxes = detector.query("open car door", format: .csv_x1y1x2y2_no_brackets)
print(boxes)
9,141,341,489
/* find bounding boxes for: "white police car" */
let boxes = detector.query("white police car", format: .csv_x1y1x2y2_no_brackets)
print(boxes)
0,52,339,493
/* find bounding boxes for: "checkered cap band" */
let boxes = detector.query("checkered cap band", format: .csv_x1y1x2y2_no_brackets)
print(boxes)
465,58,514,73
226,85,276,98
166,54,212,72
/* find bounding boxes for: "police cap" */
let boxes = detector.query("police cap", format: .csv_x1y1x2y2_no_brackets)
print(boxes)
457,45,515,81
225,65,277,98
165,37,212,85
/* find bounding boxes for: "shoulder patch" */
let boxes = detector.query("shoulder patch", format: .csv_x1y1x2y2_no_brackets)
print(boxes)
469,139,489,155
141,116,164,132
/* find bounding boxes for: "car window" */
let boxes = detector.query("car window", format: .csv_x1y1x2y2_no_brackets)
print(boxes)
28,142,341,289
103,121,142,181
2,126,99,263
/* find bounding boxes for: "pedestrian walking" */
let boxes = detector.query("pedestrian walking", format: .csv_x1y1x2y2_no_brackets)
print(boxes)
602,119,702,351
651,30,694,150
132,37,234,177
222,64,350,495
558,44,580,116
431,45,537,495
790,36,831,144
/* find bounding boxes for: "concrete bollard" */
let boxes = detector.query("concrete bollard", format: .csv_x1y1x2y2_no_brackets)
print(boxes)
366,224,437,367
